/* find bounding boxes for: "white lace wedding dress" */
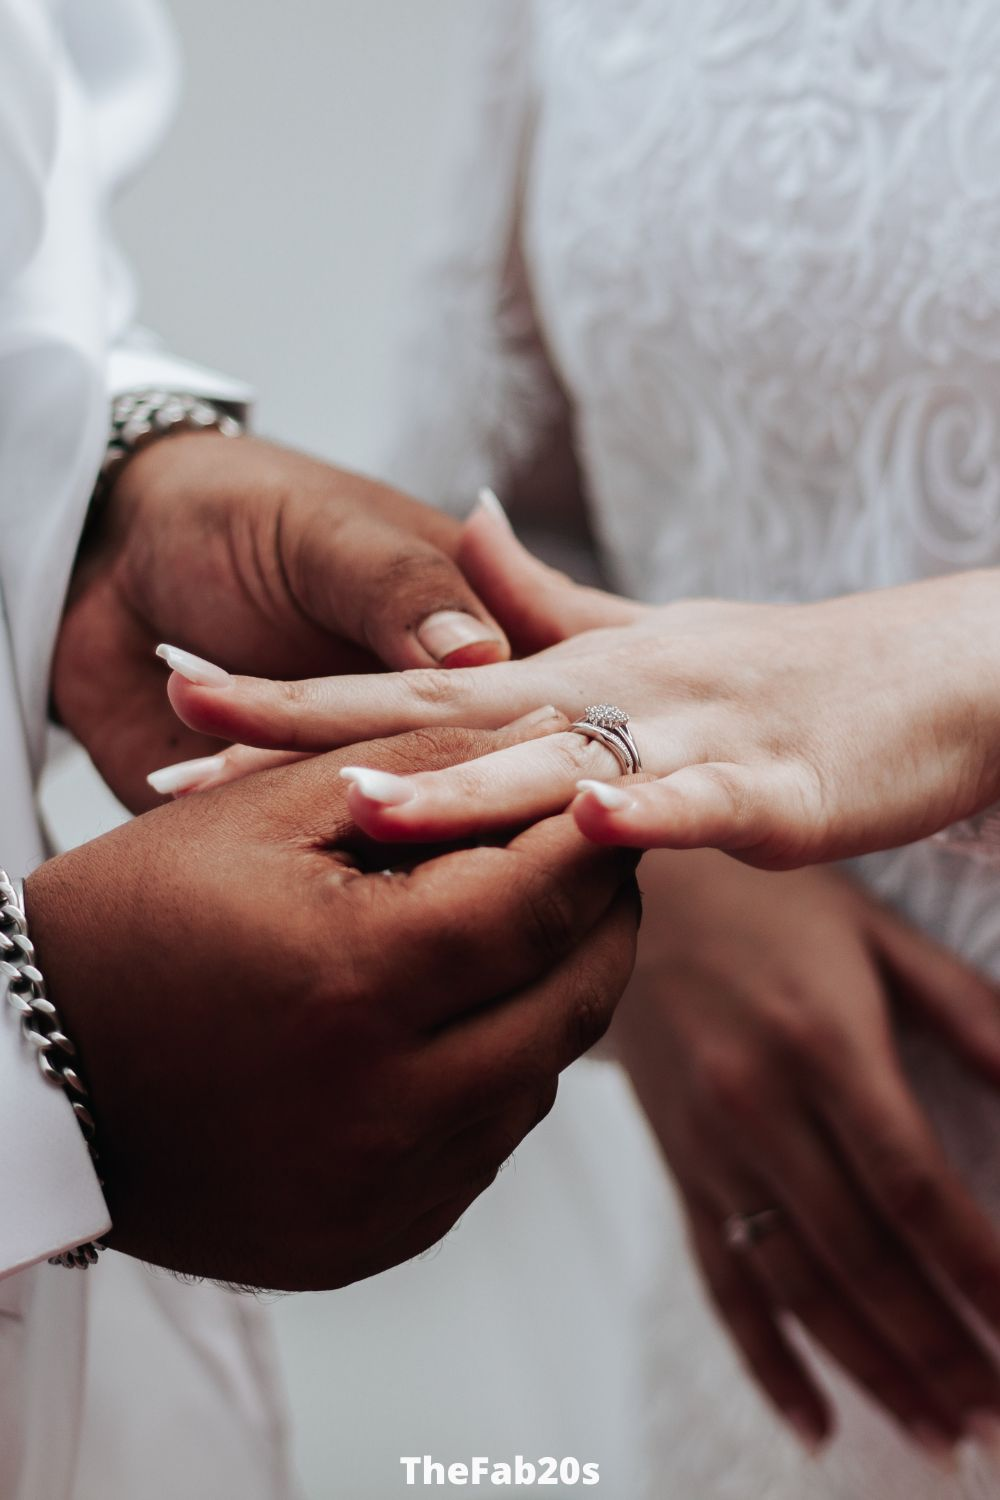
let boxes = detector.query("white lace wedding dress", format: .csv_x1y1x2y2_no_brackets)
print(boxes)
383,3,1000,1495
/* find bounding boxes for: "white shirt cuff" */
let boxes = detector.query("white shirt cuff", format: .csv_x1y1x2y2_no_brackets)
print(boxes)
108,342,252,414
0,1001,110,1278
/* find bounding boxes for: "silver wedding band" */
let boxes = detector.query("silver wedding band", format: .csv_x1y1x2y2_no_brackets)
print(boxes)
723,1208,784,1253
569,704,642,776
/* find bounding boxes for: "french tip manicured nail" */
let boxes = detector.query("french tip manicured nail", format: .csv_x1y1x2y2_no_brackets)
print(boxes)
476,487,513,530
155,644,231,687
785,1409,827,1456
967,1410,1000,1461
417,610,504,664
339,767,417,807
576,779,635,811
147,754,227,797
909,1422,959,1472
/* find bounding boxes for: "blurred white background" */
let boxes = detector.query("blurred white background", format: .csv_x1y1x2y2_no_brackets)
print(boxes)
40,2,663,1496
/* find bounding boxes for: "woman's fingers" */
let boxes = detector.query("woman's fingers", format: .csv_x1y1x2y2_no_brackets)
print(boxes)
146,746,309,798
572,761,823,868
684,1197,831,1451
340,731,629,842
817,1051,1000,1344
146,706,575,801
751,1112,1000,1433
162,648,555,752
458,494,641,652
868,898,1000,1086
725,1190,963,1462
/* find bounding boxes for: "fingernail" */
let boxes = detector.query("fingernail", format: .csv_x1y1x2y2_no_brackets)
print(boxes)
147,754,227,796
339,767,416,807
909,1421,959,1472
417,610,503,664
503,705,563,732
156,644,231,687
967,1410,1000,1461
476,486,512,530
576,779,635,811
785,1408,827,1456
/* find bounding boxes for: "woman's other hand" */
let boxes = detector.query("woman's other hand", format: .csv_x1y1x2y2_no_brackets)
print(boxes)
615,851,1000,1461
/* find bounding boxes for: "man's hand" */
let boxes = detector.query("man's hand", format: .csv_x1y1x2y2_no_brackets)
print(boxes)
25,727,639,1291
52,433,509,812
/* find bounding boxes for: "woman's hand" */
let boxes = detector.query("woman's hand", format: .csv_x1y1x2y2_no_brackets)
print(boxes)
155,499,1000,868
615,851,1000,1460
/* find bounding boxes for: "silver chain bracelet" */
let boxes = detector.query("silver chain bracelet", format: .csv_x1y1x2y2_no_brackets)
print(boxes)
0,871,106,1268
94,389,245,509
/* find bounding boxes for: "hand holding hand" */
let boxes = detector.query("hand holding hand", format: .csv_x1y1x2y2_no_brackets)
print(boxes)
616,852,1000,1460
160,498,1000,868
53,434,509,812
26,726,639,1290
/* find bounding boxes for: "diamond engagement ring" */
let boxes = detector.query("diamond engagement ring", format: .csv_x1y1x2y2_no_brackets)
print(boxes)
569,705,642,776
723,1209,784,1253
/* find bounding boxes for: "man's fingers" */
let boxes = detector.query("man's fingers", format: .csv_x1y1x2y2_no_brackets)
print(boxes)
684,1199,831,1451
458,496,641,652
428,884,639,1118
297,508,511,670
365,813,640,1029
342,731,628,843
165,657,553,752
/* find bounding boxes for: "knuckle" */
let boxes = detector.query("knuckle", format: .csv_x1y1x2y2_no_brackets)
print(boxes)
875,1155,941,1228
378,725,493,779
551,734,606,779
378,545,450,601
699,762,746,814
567,971,614,1059
523,868,580,966
274,676,314,709
406,668,463,711
694,1046,767,1123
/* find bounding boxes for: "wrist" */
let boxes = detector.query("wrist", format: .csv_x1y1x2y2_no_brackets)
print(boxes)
11,866,108,1265
96,390,244,513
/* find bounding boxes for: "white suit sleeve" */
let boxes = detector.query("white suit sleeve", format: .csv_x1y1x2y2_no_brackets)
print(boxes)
0,0,242,1274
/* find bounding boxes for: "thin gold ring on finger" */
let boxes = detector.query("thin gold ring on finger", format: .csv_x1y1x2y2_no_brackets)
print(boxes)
569,705,642,776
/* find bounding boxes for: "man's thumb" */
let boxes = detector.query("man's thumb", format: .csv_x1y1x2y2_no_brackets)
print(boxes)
302,512,510,670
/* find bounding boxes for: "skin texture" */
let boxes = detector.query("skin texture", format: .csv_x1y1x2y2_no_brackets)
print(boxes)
615,851,1000,1458
164,502,1000,869
52,432,509,813
25,727,639,1291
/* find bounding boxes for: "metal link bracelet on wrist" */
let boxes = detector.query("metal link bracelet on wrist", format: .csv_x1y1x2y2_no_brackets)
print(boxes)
0,871,107,1268
94,388,245,510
